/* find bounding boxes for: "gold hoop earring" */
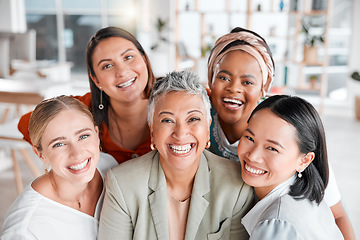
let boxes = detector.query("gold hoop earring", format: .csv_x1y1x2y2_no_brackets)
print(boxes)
206,140,211,149
99,88,104,110
150,143,156,150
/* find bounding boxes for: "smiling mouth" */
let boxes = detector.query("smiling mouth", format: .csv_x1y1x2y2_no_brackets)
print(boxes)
169,144,193,154
244,163,266,175
223,97,244,108
68,159,90,171
116,77,136,88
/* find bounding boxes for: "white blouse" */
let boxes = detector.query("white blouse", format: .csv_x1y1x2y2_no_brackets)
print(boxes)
1,152,118,240
242,176,343,240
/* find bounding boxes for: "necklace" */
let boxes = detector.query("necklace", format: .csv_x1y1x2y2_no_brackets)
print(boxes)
167,191,191,202
48,171,83,209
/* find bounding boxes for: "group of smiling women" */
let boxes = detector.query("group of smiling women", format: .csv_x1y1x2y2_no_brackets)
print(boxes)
1,26,355,240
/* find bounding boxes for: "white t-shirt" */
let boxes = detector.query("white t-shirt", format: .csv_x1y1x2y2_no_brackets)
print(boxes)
1,152,118,240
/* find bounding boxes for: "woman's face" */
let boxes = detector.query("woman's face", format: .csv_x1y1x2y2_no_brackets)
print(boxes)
237,109,304,199
150,92,211,173
210,50,263,126
91,37,148,104
36,109,100,185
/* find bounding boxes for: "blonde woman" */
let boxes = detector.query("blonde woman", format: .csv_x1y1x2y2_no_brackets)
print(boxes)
1,96,117,240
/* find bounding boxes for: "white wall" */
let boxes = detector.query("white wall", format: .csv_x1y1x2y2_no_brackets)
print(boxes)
347,0,360,99
137,0,175,77
0,0,26,32
348,0,360,74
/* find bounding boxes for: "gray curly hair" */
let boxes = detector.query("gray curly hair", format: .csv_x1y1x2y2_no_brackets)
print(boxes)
147,70,211,126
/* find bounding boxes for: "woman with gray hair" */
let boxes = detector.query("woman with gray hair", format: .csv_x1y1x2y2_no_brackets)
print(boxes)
99,70,254,240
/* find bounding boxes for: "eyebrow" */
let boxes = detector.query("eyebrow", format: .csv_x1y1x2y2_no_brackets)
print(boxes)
158,109,203,116
245,128,285,150
47,127,92,147
97,48,135,66
218,70,256,80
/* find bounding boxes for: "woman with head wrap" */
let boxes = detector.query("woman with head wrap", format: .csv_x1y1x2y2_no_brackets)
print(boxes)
207,27,354,239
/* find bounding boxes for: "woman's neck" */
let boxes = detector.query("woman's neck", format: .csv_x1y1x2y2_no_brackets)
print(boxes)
108,98,150,150
49,171,88,203
109,97,149,122
218,117,248,144
162,162,197,202
48,170,102,215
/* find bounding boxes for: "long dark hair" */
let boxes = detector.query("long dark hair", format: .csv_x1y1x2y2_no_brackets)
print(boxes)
248,95,329,204
86,26,155,130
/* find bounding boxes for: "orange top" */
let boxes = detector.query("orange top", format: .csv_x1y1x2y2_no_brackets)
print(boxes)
17,92,151,165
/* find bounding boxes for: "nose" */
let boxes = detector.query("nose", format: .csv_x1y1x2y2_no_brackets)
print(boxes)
246,145,263,163
172,122,188,140
68,143,83,160
115,62,128,78
226,79,243,93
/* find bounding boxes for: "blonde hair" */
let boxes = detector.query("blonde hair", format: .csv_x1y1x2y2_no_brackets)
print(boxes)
29,95,95,151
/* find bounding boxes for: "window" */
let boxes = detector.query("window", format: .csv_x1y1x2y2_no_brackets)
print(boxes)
25,0,137,78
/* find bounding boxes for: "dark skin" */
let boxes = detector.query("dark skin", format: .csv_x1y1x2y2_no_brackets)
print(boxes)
209,50,355,239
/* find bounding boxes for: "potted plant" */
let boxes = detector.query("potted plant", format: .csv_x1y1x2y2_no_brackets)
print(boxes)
149,17,170,77
309,74,318,89
150,17,169,51
302,18,324,65
351,71,360,121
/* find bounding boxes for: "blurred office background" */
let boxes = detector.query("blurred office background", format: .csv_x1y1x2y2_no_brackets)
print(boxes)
0,0,359,238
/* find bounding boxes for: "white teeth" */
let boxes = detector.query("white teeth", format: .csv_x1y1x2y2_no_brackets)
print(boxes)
117,77,135,88
170,144,192,154
68,159,89,171
245,164,265,175
223,98,243,105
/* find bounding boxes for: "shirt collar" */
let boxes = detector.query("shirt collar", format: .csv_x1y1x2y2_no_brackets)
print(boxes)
242,175,296,235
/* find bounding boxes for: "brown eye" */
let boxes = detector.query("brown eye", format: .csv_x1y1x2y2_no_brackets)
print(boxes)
102,64,112,70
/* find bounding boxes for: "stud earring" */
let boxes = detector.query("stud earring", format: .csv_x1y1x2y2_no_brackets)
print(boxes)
206,140,211,149
297,170,302,178
99,87,104,110
150,143,156,150
43,163,50,174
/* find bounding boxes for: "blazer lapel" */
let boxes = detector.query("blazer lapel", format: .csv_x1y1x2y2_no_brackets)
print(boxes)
148,152,169,240
185,153,210,240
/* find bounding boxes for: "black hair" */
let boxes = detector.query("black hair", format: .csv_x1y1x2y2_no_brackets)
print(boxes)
85,26,155,133
248,95,329,204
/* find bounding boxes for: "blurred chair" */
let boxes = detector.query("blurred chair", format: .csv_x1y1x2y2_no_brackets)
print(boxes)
0,118,41,194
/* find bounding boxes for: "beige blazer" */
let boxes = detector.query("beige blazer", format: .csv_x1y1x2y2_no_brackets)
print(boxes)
98,150,254,240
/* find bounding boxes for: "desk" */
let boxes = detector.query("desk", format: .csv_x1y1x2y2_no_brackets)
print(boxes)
0,78,73,105
0,78,78,125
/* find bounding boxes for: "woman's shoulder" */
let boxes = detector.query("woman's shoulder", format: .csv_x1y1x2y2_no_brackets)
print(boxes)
107,150,156,181
72,92,92,107
262,194,316,220
256,194,343,239
31,175,53,198
202,150,252,194
97,152,118,178
203,150,241,173
1,185,46,237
